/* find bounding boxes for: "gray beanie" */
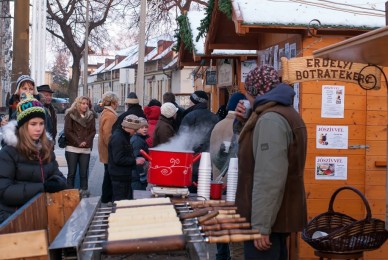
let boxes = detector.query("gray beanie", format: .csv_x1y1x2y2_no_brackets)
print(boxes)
121,114,141,130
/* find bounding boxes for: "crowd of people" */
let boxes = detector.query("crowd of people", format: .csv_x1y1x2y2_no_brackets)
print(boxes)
0,65,308,260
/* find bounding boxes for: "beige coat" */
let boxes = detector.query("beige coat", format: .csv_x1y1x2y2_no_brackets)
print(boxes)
209,111,236,182
98,107,117,164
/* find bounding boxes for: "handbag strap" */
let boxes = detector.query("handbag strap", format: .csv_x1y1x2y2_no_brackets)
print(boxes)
328,186,371,221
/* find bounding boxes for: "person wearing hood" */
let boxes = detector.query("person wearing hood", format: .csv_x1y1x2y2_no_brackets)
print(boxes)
143,99,161,147
178,91,219,193
130,117,149,191
64,96,96,198
235,65,307,259
153,102,178,147
8,75,40,120
0,94,67,224
112,92,146,131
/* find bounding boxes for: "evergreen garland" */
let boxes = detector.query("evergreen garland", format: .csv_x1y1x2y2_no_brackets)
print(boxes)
173,14,194,53
218,0,232,19
196,0,215,42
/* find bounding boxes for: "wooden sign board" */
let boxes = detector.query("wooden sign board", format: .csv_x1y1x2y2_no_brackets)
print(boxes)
281,56,382,89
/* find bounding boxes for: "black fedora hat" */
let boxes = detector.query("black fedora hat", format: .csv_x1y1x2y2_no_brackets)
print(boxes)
37,84,54,93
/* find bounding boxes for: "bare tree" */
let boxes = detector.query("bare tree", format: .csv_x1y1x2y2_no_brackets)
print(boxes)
46,0,207,102
123,0,207,45
46,0,126,102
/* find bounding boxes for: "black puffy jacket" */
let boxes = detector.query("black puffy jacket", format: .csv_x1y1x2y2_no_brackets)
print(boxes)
0,122,67,220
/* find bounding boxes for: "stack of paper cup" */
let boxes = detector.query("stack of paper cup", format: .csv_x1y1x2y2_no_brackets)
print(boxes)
226,158,238,202
197,152,212,199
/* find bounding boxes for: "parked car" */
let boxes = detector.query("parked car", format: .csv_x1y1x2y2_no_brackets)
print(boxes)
94,99,104,113
51,97,70,114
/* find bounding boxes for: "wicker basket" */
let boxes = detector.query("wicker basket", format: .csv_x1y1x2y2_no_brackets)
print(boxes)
302,186,388,253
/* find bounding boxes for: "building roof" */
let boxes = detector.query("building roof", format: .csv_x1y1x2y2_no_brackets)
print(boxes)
88,55,115,66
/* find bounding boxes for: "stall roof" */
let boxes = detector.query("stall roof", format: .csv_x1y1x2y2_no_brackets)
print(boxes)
232,0,384,29
313,26,388,67
205,0,385,54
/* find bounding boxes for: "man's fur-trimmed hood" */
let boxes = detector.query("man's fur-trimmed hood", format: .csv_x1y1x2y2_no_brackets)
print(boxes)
2,120,52,147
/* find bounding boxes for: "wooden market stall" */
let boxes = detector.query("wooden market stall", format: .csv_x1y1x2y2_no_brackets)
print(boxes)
177,10,257,112
197,0,388,259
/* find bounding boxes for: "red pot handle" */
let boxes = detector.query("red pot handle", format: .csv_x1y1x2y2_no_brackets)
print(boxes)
193,153,201,163
140,149,152,161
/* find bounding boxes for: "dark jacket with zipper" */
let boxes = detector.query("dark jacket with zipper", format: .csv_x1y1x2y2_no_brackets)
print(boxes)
108,128,137,181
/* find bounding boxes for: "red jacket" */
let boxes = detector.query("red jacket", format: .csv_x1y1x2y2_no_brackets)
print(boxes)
144,105,161,147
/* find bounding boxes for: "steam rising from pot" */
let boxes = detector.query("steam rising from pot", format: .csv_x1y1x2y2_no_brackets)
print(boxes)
154,124,215,152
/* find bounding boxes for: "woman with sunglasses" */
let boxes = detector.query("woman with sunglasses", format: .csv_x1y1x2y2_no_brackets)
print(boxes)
0,94,67,224
64,96,96,198
108,114,145,201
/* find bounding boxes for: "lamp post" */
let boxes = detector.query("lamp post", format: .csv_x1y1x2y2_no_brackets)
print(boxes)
136,0,146,106
83,0,89,96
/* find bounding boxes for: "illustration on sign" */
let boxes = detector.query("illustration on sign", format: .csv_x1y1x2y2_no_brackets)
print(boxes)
321,85,345,118
315,156,348,180
316,125,348,149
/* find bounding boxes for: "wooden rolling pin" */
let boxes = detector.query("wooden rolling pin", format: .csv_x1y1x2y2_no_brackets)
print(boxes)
203,229,260,237
180,210,219,224
187,200,235,208
207,234,262,243
203,217,246,225
103,235,185,255
185,222,250,232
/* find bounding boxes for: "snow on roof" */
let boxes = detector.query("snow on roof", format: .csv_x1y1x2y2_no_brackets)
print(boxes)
163,56,178,70
112,46,139,70
101,60,116,73
233,0,385,28
143,48,158,63
212,49,257,55
90,63,106,76
187,10,206,55
115,45,138,56
153,44,174,60
88,55,114,65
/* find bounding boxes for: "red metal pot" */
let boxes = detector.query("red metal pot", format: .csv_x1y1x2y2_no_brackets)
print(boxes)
140,148,201,187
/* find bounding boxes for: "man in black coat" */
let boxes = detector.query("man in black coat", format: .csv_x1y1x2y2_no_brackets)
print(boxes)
178,90,219,193
37,85,57,141
112,92,146,131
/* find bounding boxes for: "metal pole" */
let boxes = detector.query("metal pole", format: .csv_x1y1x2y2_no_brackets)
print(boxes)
386,1,388,25
31,0,46,85
136,0,147,106
11,0,30,93
83,0,89,96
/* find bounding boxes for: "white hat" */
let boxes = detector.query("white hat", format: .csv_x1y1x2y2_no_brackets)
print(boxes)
161,102,178,118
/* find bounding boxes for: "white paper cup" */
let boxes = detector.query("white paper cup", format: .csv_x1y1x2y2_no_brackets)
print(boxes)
199,152,212,170
228,158,238,173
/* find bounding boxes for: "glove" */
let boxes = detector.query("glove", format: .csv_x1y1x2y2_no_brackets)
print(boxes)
44,175,67,193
